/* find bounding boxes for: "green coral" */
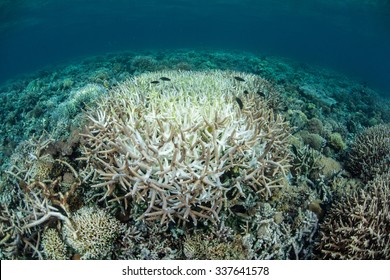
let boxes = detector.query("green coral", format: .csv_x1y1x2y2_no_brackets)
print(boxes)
306,118,324,134
297,131,325,151
328,132,346,151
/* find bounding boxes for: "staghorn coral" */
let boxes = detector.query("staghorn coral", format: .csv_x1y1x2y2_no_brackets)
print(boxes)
291,144,323,183
0,135,82,259
51,84,107,139
2,50,390,260
0,182,69,260
347,124,390,182
183,229,249,260
79,70,292,226
328,175,362,200
116,221,179,260
63,206,121,260
41,228,68,260
316,172,390,259
245,202,318,260
5,135,82,215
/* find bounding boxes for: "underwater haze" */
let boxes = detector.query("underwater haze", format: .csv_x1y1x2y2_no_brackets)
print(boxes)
1,0,390,261
1,0,390,95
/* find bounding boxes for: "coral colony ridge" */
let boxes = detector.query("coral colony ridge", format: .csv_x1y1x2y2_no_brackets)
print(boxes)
0,50,389,260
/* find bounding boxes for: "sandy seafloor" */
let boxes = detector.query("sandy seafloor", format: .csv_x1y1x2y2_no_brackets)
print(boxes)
0,49,389,260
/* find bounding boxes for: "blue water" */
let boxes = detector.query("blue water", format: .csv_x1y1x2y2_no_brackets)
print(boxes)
1,0,390,95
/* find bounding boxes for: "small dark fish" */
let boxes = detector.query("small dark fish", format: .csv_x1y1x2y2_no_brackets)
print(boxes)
234,76,245,82
291,145,298,155
235,97,243,110
150,80,160,84
257,90,266,97
160,77,171,81
243,90,249,95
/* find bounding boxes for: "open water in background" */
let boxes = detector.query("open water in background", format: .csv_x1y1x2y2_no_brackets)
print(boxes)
0,0,389,96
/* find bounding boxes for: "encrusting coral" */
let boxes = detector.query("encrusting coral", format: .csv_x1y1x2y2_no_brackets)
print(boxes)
316,172,390,259
79,70,292,226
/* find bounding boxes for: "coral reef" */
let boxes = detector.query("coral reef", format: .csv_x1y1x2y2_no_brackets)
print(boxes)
347,124,390,182
328,132,346,152
291,145,324,182
130,56,159,73
41,228,68,260
0,135,82,259
316,172,390,259
183,229,249,260
317,156,342,180
1,49,389,260
306,118,324,135
297,131,325,151
63,207,121,260
286,109,308,132
245,202,318,260
79,70,292,226
50,83,107,139
116,221,179,260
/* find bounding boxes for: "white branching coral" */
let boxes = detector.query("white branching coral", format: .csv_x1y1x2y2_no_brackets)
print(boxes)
63,206,121,260
79,70,291,226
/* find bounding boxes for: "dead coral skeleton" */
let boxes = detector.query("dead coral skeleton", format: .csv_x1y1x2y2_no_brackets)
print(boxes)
79,70,292,226
0,135,81,259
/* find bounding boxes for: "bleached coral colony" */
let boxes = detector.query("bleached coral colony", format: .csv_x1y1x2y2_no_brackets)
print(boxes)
0,60,388,260
0,70,298,259
80,71,291,226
